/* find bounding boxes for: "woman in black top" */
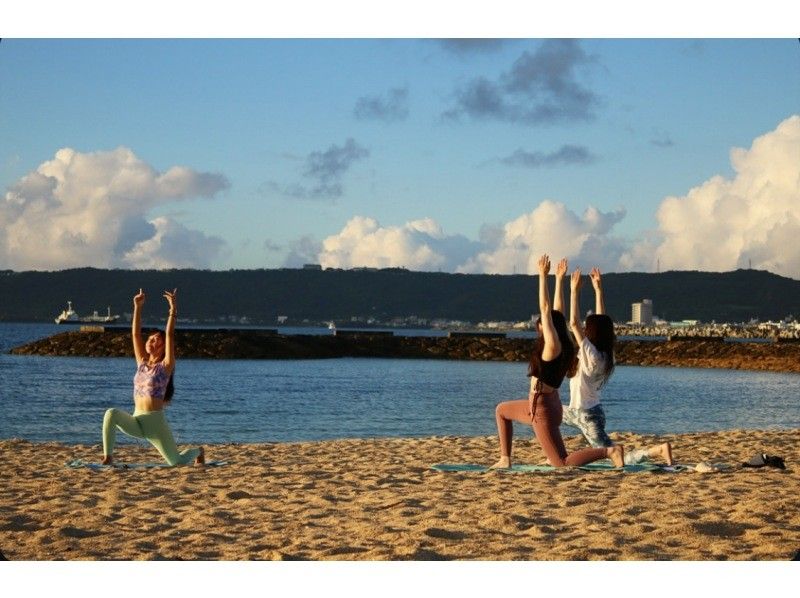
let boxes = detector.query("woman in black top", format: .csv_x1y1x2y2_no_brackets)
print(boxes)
491,254,625,469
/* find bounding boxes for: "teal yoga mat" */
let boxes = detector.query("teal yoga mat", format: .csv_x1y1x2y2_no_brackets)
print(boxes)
430,461,685,473
66,459,228,470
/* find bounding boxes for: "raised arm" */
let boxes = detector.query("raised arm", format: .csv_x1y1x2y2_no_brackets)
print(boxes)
570,269,586,345
162,288,177,373
590,267,605,315
553,257,568,313
537,254,561,361
132,288,146,364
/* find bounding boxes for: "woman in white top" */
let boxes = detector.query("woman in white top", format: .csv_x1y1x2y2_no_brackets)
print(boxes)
553,260,672,466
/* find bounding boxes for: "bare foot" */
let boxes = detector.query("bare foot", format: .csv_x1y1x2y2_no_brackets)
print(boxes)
195,447,205,466
660,442,673,466
608,445,625,468
489,456,511,469
100,455,113,466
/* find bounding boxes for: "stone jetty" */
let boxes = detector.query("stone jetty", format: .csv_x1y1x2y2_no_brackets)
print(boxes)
8,327,800,373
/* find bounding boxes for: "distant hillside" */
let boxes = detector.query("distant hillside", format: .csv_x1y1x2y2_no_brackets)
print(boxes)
0,267,797,324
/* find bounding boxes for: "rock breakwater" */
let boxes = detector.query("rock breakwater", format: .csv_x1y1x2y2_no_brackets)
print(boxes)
9,329,800,373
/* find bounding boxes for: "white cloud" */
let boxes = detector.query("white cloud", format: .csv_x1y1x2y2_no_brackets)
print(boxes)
309,205,626,274
624,115,800,277
458,201,627,274
0,147,229,270
318,216,481,271
122,217,226,269
289,116,800,278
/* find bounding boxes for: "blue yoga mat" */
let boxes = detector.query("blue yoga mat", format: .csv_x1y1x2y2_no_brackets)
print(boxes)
430,461,684,473
66,459,228,470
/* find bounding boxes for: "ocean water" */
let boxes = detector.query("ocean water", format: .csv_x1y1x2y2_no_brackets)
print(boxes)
1,323,798,445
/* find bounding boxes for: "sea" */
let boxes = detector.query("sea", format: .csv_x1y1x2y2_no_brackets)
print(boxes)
1,322,798,446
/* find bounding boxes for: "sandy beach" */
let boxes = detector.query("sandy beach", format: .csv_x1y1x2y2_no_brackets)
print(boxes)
0,429,797,561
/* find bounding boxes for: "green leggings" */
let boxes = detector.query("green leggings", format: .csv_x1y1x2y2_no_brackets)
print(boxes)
102,408,201,466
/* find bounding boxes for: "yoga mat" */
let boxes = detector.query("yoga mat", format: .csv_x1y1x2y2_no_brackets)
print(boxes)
430,461,688,473
66,459,228,470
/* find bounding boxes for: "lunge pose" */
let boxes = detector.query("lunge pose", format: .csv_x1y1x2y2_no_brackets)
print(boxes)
491,255,625,469
101,288,204,466
563,264,672,465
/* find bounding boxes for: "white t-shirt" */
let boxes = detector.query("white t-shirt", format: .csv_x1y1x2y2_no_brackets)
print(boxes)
568,337,607,410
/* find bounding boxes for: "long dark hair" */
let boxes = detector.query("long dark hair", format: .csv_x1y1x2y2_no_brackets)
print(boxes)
152,330,175,401
528,310,575,383
584,314,616,388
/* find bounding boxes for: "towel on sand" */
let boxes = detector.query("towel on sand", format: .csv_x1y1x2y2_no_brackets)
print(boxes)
431,461,691,473
66,459,228,470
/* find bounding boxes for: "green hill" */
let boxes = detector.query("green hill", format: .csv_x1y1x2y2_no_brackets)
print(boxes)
0,267,796,324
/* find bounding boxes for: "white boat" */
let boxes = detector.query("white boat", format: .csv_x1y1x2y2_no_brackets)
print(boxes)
327,321,336,330
55,301,80,324
81,306,120,324
55,302,120,324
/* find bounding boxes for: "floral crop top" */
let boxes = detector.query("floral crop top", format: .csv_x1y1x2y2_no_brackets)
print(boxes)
133,362,170,401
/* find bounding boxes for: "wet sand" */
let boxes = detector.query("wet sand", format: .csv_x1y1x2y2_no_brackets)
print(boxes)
0,429,797,560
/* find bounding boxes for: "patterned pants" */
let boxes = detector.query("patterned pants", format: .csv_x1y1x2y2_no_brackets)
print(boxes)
561,404,649,465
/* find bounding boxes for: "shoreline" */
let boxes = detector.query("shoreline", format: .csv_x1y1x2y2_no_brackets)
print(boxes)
8,329,800,373
1,429,797,560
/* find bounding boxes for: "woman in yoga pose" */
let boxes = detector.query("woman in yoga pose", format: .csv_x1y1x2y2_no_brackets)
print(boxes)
101,288,204,466
559,262,672,465
491,254,625,469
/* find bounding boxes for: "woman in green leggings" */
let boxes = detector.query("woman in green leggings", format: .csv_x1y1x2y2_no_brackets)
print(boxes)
101,287,204,466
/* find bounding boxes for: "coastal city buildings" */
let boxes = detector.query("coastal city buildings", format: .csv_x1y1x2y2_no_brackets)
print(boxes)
631,299,654,325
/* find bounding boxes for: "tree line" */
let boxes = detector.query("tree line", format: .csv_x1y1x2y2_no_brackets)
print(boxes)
0,267,796,324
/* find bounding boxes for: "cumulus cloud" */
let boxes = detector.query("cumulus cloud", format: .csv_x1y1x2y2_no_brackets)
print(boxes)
444,39,600,125
277,118,800,278
290,203,625,274
317,216,482,271
623,115,800,278
0,147,229,270
272,138,369,200
123,217,226,269
458,201,627,274
282,117,799,278
354,87,409,122
501,144,597,168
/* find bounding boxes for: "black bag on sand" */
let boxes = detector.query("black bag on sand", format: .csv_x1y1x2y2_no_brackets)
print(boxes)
742,453,786,469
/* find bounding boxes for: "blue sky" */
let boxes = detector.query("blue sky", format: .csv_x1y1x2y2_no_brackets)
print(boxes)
1,37,799,276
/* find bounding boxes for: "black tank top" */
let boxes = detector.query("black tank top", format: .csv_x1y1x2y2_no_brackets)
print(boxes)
529,353,565,388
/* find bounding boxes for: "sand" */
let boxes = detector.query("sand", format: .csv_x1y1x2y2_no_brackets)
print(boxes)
0,430,798,561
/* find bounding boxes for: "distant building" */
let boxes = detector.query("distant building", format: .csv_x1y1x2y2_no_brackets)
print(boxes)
631,299,653,325
302,264,322,270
